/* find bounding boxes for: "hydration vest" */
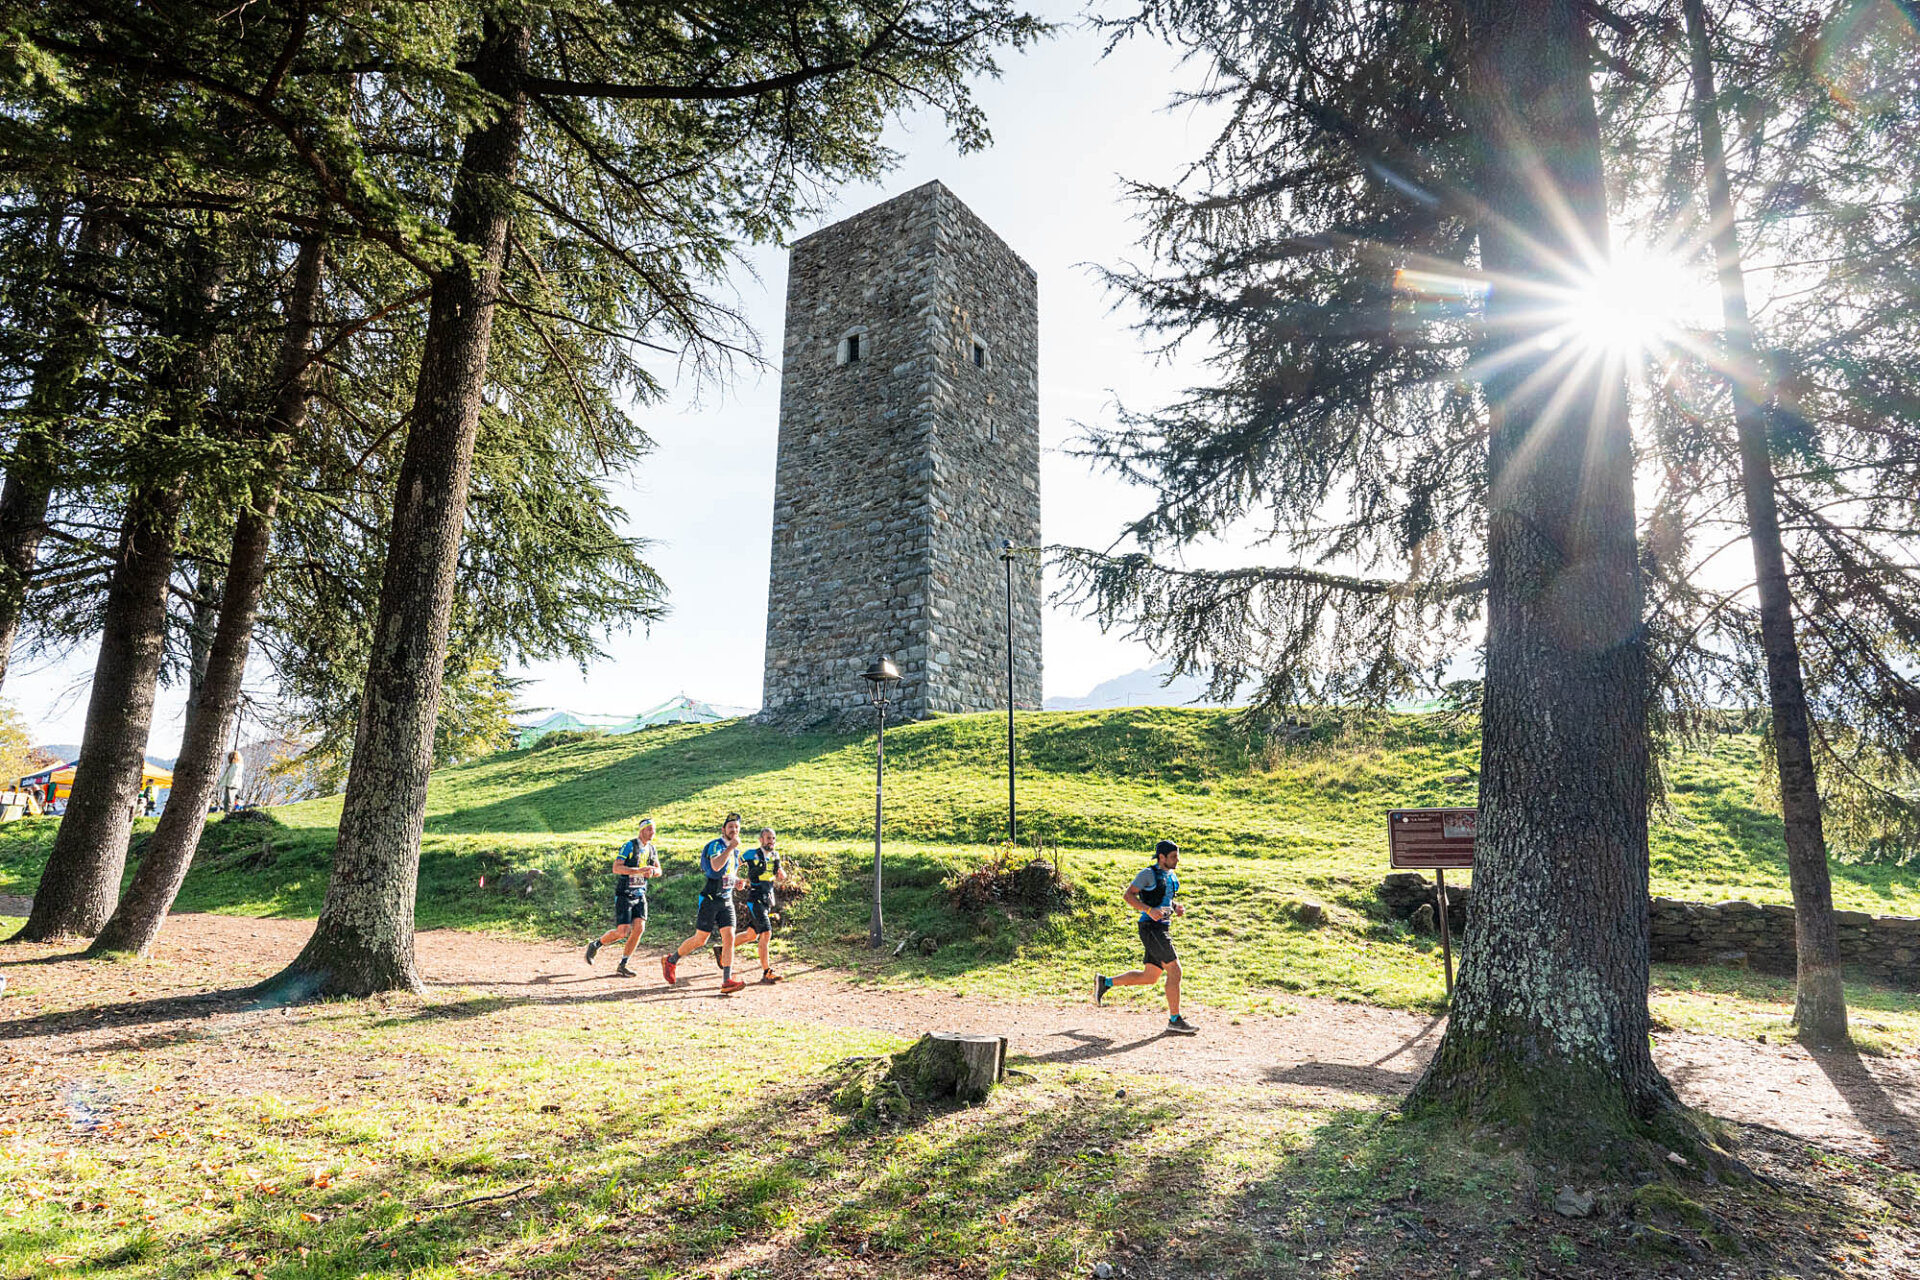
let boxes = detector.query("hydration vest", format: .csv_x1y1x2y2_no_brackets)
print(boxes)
1138,863,1170,909
700,839,733,900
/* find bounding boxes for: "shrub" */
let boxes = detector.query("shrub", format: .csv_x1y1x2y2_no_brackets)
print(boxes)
948,843,1078,918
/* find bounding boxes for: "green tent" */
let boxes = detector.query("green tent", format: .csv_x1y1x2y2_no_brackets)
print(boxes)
612,695,729,732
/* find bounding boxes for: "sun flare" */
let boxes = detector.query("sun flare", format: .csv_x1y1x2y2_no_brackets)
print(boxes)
1556,244,1708,360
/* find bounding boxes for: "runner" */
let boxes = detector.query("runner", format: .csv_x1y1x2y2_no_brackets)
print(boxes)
584,818,661,978
732,827,788,984
663,812,748,994
1094,839,1197,1034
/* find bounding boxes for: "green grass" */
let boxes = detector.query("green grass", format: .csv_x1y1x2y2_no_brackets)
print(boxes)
3,708,1917,1019
1,976,1907,1279
1650,963,1920,1055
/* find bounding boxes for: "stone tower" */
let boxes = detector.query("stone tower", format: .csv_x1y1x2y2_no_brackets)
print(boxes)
760,182,1041,726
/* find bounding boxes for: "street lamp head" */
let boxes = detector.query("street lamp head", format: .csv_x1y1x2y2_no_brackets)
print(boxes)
862,655,901,705
999,537,1014,559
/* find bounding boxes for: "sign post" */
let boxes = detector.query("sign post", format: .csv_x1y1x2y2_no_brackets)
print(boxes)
1387,807,1477,999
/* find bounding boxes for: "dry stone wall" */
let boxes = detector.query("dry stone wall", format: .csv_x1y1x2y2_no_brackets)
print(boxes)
760,182,1040,727
1378,872,1920,986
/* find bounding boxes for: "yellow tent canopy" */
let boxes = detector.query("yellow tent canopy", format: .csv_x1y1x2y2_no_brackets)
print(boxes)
19,761,173,803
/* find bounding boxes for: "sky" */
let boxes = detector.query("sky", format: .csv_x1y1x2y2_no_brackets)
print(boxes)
12,6,1236,748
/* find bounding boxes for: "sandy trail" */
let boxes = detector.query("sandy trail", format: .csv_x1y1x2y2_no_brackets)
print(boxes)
4,910,1917,1167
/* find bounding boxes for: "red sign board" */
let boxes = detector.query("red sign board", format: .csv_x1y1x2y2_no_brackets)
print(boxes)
1388,807,1477,870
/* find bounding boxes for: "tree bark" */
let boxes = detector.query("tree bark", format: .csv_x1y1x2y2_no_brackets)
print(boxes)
1681,0,1846,1044
16,235,225,943
263,23,530,998
1410,0,1679,1144
90,234,326,959
0,213,112,692
184,562,224,709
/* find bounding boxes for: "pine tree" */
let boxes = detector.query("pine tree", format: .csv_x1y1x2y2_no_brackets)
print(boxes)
1671,0,1844,1041
1076,0,1709,1150
88,231,327,958
18,225,228,940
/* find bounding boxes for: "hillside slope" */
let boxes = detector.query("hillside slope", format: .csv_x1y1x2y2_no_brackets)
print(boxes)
4,709,1917,1013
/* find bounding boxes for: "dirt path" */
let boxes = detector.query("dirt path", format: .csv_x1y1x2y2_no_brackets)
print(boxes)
6,910,1919,1168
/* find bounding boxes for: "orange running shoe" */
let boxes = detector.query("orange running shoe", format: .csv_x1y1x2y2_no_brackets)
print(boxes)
718,978,747,995
759,971,784,984
660,956,678,986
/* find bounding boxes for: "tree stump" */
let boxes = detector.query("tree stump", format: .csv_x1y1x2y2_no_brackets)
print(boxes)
897,1031,1006,1103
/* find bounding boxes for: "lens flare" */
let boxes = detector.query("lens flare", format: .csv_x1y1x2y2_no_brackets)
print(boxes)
1556,245,1707,360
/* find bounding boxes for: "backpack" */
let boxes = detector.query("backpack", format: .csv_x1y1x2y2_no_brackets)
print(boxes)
1138,863,1169,909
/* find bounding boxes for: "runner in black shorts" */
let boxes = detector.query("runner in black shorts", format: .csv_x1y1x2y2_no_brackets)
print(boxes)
1093,839,1196,1034
732,827,787,983
584,818,661,978
663,813,748,994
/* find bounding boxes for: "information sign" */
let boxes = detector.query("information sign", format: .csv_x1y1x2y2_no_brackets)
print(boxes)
1387,807,1477,870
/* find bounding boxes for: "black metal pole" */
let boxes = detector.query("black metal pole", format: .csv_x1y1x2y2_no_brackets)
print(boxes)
870,700,886,948
1436,868,1453,998
1005,550,1016,842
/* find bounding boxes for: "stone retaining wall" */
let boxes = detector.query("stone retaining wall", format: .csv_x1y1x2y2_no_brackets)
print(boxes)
1378,872,1920,987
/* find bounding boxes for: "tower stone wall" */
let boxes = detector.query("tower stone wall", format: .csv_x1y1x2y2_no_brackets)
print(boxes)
761,182,1041,725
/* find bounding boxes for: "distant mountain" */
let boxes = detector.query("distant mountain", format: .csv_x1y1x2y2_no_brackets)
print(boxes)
28,744,175,768
1044,663,1246,712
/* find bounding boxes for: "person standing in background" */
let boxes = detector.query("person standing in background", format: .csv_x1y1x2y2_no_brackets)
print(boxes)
218,750,245,812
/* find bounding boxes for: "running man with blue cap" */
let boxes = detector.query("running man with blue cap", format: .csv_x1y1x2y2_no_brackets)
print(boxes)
585,818,661,978
1093,839,1197,1034
662,812,749,994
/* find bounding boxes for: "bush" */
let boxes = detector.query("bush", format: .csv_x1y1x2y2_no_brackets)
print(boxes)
948,844,1078,918
530,728,607,750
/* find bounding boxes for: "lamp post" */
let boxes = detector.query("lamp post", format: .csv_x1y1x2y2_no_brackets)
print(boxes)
862,655,901,949
999,539,1018,842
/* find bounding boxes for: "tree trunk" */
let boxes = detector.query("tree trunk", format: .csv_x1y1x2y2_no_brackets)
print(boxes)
184,562,224,708
1410,0,1679,1146
1680,0,1846,1043
262,23,529,999
16,235,225,943
90,234,325,959
0,213,112,692
16,478,191,940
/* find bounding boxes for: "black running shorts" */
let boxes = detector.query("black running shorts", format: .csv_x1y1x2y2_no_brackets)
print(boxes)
695,891,737,934
742,895,774,937
613,894,647,927
1139,921,1177,969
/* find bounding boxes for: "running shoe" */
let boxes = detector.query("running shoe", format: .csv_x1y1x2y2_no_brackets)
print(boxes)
759,971,783,984
1094,975,1112,1005
584,939,602,966
719,978,747,995
661,955,678,985
711,944,723,968
614,960,636,978
1166,1014,1198,1036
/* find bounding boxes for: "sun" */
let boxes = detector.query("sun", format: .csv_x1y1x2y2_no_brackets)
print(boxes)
1555,242,1709,360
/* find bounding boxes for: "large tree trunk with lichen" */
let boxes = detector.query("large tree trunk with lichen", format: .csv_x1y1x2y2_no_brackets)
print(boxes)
15,234,224,943
90,234,326,959
1409,0,1678,1140
0,213,112,692
260,23,529,999
1680,0,1846,1045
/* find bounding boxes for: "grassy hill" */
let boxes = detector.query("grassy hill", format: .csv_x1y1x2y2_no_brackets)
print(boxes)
5,707,1918,1014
